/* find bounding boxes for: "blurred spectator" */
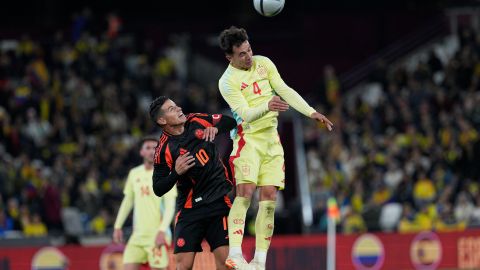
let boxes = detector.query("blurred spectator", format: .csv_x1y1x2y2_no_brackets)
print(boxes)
470,195,480,227
107,12,122,39
23,213,48,238
435,203,467,232
0,210,13,237
6,198,21,230
316,65,340,111
413,205,434,232
398,203,418,233
413,171,436,208
342,207,367,234
90,208,111,235
454,192,474,224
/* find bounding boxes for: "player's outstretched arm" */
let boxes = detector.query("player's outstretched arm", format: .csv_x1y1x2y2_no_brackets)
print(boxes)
200,114,237,142
259,56,317,118
214,114,237,132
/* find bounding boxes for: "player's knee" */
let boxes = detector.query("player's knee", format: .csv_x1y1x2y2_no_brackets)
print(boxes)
236,183,256,198
175,257,194,270
259,186,277,201
175,262,193,270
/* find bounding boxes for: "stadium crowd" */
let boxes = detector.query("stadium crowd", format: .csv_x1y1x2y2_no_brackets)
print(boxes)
0,12,479,239
0,13,221,238
306,26,480,234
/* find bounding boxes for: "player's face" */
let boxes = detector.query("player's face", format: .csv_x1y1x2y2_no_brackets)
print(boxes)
157,99,187,126
140,140,157,164
228,40,253,70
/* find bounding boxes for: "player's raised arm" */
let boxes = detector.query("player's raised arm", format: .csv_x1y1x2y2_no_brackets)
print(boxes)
263,57,334,130
263,57,316,116
199,114,237,142
213,114,237,132
219,79,270,122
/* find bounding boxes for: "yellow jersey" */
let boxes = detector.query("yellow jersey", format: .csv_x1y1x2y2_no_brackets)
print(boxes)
114,164,177,245
219,55,316,137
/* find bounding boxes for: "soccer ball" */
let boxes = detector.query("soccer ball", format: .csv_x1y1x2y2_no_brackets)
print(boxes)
253,0,285,17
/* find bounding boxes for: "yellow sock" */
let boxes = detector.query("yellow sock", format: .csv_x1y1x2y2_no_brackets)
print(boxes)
228,196,250,255
255,200,276,253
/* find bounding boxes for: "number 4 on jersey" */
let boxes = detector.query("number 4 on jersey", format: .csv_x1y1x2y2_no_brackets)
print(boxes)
252,82,262,95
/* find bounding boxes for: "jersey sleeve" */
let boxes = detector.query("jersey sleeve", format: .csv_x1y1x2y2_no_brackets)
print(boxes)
114,173,134,229
123,170,134,196
263,57,316,117
187,113,237,133
219,78,270,123
153,142,179,198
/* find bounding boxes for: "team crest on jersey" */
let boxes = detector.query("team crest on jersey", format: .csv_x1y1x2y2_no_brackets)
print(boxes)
257,64,267,78
241,164,250,176
195,129,204,139
177,238,186,247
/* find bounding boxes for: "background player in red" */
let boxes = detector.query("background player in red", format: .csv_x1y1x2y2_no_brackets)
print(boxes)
150,96,237,270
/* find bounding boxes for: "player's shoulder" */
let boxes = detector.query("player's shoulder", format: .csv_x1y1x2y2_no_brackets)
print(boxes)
219,66,234,84
253,55,272,64
186,113,209,121
186,113,213,128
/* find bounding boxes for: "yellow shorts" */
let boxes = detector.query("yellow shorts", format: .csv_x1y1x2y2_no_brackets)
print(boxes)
229,127,285,190
123,239,170,268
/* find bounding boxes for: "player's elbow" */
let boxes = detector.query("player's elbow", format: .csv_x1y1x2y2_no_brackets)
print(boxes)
153,185,167,197
219,115,237,131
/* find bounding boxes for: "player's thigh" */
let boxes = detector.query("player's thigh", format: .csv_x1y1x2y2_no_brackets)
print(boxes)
205,213,229,253
123,243,148,265
230,134,261,185
146,244,170,269
174,218,204,254
258,139,285,190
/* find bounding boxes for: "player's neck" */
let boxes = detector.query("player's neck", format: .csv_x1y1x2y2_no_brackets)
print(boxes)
164,124,185,136
144,162,153,170
230,62,250,71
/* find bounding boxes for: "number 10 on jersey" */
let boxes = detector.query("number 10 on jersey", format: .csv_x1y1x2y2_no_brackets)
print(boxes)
196,149,210,166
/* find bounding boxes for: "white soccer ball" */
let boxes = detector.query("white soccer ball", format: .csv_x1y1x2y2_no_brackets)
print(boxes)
253,0,285,17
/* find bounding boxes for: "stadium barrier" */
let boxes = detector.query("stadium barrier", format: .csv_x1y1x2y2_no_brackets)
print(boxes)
0,229,479,270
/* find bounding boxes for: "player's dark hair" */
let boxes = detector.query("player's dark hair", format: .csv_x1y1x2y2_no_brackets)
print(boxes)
149,96,169,125
139,135,158,149
219,26,249,55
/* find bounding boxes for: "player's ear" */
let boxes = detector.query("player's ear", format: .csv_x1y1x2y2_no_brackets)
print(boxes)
225,54,232,62
156,117,167,126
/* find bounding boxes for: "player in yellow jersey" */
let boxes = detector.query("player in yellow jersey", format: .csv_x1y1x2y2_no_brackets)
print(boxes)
218,26,333,270
113,136,177,270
